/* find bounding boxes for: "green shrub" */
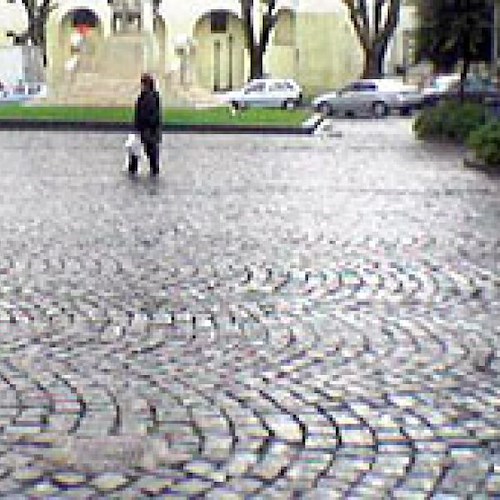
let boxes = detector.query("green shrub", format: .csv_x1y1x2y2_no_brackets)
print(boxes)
414,102,491,143
468,121,500,166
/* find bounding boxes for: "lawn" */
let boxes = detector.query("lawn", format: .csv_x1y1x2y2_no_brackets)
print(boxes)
0,104,310,127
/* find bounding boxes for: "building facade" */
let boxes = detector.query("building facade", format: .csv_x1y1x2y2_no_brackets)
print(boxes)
0,0,417,96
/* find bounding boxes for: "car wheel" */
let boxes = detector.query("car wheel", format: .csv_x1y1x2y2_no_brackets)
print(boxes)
283,99,296,110
400,106,412,117
318,102,332,116
372,101,388,118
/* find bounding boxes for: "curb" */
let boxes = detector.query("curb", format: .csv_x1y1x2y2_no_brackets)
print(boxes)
0,118,321,135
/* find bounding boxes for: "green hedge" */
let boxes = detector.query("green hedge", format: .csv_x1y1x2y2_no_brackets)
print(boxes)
413,102,491,143
467,121,500,167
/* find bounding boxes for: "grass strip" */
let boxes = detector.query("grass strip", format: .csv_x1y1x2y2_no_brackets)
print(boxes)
0,105,310,127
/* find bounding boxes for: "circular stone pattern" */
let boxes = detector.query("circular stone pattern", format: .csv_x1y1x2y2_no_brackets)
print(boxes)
0,123,498,497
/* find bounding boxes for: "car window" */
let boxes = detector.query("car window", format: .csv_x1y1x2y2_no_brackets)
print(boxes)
434,76,459,90
448,78,494,92
269,81,288,92
358,82,377,91
342,83,358,92
245,82,266,93
345,82,377,92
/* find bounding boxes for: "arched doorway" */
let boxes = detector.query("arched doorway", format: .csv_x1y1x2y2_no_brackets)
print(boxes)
193,10,245,91
72,9,99,28
57,8,104,75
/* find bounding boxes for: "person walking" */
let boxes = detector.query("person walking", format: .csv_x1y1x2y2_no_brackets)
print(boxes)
130,73,162,177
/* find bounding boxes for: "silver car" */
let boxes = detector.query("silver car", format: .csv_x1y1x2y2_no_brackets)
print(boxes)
312,79,423,118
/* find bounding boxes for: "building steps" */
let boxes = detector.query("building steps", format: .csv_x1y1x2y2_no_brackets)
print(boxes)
41,33,223,108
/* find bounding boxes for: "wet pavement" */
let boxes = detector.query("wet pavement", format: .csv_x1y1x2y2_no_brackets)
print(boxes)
0,118,498,498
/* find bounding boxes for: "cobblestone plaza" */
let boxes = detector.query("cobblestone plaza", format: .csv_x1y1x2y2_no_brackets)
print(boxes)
0,119,498,497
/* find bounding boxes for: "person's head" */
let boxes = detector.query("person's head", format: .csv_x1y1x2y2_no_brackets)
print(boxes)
141,73,155,92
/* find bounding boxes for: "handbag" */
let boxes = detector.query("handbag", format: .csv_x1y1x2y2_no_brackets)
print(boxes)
125,133,144,157
124,133,145,172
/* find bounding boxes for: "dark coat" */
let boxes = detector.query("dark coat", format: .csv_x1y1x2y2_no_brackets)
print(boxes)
134,89,161,144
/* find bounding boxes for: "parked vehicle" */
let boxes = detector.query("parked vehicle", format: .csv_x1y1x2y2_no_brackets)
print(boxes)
312,79,423,117
221,78,303,110
0,82,47,103
422,74,499,106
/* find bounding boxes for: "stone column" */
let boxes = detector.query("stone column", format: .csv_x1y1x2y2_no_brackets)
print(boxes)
142,0,158,73
142,0,154,34
121,2,128,33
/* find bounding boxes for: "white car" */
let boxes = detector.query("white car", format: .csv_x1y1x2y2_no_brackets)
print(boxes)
312,79,423,117
421,74,499,106
0,82,47,103
222,78,303,110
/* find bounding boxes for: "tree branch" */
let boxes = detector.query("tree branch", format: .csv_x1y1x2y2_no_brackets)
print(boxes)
241,0,255,51
374,0,400,46
342,0,370,50
259,0,278,52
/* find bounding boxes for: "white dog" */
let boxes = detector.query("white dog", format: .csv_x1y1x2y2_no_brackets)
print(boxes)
124,133,145,171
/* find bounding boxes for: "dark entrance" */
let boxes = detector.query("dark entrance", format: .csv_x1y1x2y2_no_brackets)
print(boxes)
71,9,99,28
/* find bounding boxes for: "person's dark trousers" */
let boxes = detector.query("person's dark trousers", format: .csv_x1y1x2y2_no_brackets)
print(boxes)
144,141,160,176
128,154,139,175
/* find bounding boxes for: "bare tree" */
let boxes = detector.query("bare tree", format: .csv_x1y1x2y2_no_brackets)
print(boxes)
343,0,401,78
19,0,57,66
240,0,279,79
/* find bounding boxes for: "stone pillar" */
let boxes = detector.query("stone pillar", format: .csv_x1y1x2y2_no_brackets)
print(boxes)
121,2,128,33
142,0,154,34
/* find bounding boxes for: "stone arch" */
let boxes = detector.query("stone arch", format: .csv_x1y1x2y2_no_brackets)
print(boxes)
50,1,110,33
46,2,110,78
185,2,241,36
192,10,245,91
266,7,298,79
58,8,105,75
71,9,100,27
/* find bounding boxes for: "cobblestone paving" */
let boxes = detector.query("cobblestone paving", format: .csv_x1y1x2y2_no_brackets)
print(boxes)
0,118,498,498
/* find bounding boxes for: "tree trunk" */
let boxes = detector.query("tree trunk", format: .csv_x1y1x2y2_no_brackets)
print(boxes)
250,45,264,79
362,44,385,78
24,12,47,66
27,16,37,45
459,57,470,103
459,36,471,103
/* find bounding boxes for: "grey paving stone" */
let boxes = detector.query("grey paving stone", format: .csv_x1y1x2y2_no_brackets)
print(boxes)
91,472,129,493
169,477,213,495
51,472,87,487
